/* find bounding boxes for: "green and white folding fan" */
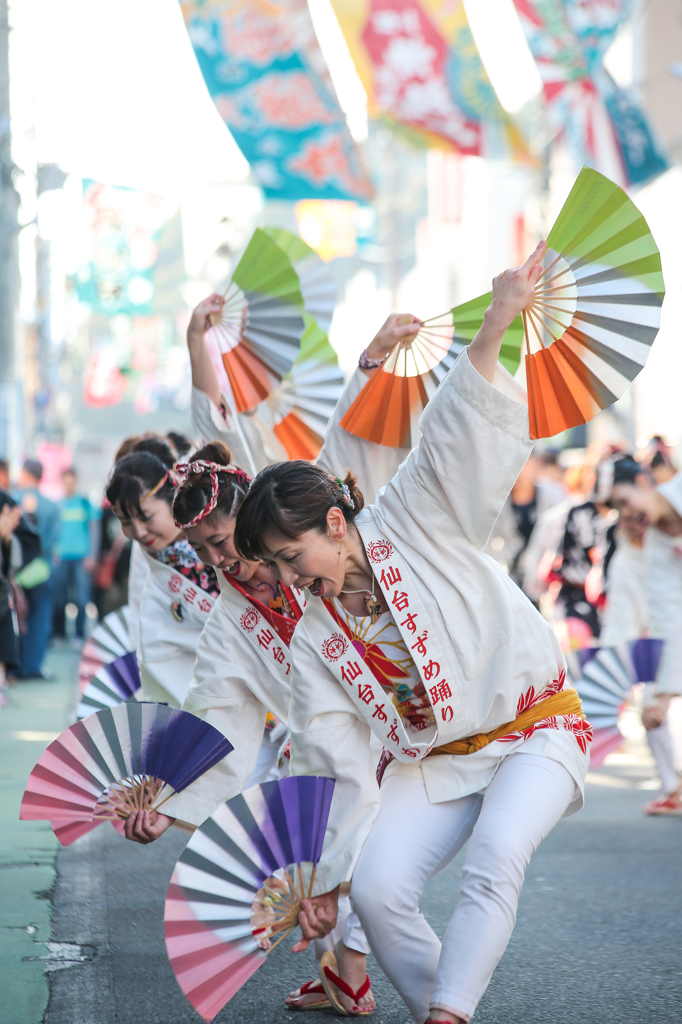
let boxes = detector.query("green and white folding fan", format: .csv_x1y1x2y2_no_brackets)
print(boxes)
256,318,344,460
209,229,307,414
261,227,336,335
341,167,664,446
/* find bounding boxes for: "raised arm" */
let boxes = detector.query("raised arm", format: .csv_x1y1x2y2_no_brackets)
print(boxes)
187,294,224,409
468,242,546,382
317,315,421,503
376,243,547,550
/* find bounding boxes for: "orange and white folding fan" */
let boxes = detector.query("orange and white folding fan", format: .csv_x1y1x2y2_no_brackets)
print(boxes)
519,167,664,438
339,313,467,449
208,230,308,413
341,168,664,446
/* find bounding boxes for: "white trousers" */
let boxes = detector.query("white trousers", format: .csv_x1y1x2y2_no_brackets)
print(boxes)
351,753,575,1023
646,719,680,795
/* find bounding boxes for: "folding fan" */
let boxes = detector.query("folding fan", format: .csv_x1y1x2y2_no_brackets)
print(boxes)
20,703,233,846
165,775,335,1022
255,318,344,460
76,650,141,720
574,638,663,767
78,605,132,693
261,227,336,335
342,167,664,447
208,229,308,414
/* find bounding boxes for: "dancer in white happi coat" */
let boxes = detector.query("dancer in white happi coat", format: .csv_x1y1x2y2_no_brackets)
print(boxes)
610,462,682,814
124,297,422,1014
234,243,592,1024
105,438,220,708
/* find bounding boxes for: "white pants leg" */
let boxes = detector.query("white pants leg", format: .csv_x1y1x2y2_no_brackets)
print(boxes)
351,753,575,1023
313,898,370,960
244,731,280,788
646,718,680,795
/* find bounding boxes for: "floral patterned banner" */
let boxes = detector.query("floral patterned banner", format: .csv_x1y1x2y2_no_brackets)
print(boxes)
513,0,667,187
180,0,371,200
328,0,527,158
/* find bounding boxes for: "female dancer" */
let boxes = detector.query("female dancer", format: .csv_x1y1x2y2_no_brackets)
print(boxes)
234,243,592,1024
610,462,682,814
122,301,421,1014
106,438,220,707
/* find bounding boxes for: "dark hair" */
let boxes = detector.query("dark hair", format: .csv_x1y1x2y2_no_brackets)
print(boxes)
23,458,43,481
172,441,249,528
105,438,175,518
234,461,364,562
166,431,193,457
612,455,643,487
62,467,76,477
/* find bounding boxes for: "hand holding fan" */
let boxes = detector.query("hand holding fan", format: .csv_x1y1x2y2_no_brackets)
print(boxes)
20,704,233,846
341,167,663,446
165,775,335,1022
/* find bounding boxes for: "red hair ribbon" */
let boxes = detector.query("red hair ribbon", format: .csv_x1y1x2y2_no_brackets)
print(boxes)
173,460,250,529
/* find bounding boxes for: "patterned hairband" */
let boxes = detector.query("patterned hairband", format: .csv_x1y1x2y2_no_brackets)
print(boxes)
173,460,251,529
327,474,355,510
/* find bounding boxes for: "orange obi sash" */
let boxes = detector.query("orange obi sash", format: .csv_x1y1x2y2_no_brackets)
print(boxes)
427,688,585,757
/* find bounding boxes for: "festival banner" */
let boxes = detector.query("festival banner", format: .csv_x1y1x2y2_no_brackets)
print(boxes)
512,0,667,186
180,0,371,200
328,0,527,158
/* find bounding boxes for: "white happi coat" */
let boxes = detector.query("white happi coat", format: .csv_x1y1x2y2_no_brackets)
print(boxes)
159,371,410,824
288,351,590,893
191,371,412,500
136,546,216,707
642,472,682,697
600,536,648,647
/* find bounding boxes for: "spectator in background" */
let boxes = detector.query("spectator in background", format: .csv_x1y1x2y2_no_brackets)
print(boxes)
13,458,60,679
53,468,100,643
0,459,10,491
0,489,41,703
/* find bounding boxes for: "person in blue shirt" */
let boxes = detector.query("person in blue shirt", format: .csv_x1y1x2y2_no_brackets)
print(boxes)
13,458,61,678
54,468,100,642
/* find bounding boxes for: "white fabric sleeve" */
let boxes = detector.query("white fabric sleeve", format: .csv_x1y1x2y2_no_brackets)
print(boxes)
190,385,258,478
158,610,269,825
316,367,412,505
288,626,380,894
377,350,533,551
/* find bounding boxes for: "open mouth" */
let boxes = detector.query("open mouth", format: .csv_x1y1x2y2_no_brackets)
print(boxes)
307,578,324,598
225,560,241,577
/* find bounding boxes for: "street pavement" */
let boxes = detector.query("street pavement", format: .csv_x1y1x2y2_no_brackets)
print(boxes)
3,649,682,1024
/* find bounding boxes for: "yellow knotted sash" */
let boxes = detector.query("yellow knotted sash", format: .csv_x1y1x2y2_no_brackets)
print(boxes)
427,688,584,757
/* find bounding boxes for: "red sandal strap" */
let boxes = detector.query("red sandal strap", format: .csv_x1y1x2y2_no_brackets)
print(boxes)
299,981,326,996
323,965,371,1002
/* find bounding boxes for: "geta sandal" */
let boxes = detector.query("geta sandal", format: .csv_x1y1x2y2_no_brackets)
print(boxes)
319,950,373,1016
285,979,331,1010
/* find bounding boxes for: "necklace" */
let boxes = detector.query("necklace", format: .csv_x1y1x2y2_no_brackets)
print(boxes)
340,584,383,624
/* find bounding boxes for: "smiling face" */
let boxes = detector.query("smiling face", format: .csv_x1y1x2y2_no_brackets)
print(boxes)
258,508,350,600
609,479,659,528
114,495,181,552
183,510,271,586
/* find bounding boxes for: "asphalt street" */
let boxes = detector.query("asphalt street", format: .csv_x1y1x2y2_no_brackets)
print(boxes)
43,729,682,1024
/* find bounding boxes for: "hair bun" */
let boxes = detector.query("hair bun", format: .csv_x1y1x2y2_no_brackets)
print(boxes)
190,440,233,468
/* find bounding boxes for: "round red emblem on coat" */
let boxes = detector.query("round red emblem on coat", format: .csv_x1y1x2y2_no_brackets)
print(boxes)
366,540,393,563
240,608,260,632
321,633,348,661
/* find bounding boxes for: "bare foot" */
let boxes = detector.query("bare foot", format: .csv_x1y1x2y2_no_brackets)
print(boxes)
322,941,375,1015
284,979,330,1010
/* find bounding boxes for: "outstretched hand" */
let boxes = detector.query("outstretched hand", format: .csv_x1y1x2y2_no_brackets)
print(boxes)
188,294,224,339
468,241,547,383
123,809,175,845
362,313,421,371
291,886,340,953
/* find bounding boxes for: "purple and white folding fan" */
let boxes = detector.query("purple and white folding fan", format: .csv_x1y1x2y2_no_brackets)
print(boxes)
165,775,335,1022
20,703,233,846
76,651,141,720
